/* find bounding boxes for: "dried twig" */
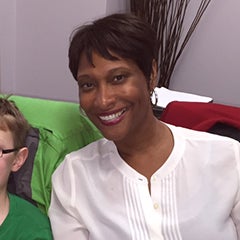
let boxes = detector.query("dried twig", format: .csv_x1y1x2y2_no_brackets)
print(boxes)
130,0,212,88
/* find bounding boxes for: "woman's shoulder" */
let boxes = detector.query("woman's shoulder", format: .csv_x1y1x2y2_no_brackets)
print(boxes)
52,138,115,177
168,123,239,143
167,123,240,162
66,137,114,161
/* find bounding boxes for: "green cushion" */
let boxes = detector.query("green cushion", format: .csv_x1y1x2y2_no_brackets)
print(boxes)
7,95,102,214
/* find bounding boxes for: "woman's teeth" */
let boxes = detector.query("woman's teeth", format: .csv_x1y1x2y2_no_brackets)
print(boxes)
99,109,125,121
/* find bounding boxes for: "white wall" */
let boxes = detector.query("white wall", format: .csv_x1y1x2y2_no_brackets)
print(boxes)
0,0,16,93
169,0,240,107
0,0,240,107
106,0,128,14
0,0,127,102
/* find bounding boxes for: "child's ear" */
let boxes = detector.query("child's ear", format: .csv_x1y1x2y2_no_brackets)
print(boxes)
149,59,158,90
11,147,29,172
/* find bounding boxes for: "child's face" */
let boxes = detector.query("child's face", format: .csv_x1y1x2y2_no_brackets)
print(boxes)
0,128,16,192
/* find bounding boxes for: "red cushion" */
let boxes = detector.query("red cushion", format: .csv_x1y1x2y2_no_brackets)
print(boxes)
160,101,240,131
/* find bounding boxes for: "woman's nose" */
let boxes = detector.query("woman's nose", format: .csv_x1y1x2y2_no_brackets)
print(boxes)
95,85,115,109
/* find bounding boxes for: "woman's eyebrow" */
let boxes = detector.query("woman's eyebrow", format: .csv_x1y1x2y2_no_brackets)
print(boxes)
77,74,90,81
107,67,129,75
77,66,130,81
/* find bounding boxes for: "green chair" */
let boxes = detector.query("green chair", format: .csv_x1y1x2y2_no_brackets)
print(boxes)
6,95,102,214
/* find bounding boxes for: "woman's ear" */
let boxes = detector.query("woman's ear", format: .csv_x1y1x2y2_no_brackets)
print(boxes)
11,147,29,172
149,59,158,91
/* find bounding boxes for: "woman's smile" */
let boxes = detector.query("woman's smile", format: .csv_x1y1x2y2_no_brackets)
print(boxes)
98,108,127,125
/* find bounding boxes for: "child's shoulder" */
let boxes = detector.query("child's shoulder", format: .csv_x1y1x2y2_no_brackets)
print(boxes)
9,193,48,220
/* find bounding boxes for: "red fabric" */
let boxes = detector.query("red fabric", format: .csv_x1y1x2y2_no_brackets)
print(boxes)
160,101,240,131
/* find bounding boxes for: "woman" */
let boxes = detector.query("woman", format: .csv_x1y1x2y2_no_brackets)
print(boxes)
49,13,240,240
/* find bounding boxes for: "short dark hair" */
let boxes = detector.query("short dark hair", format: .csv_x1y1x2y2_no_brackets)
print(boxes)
68,13,159,84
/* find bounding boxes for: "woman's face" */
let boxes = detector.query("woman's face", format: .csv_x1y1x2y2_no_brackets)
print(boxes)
77,51,156,143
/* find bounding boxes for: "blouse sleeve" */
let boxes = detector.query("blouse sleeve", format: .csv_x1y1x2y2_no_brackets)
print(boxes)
231,141,240,239
48,159,89,240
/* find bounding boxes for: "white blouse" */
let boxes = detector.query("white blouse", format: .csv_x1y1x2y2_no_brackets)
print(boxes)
49,124,240,240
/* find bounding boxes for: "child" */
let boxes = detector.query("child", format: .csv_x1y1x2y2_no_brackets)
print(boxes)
0,96,53,239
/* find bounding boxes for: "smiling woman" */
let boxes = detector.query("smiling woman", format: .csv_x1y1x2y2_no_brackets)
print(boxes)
48,13,240,240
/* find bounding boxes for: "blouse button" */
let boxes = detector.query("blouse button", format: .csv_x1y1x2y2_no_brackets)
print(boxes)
152,175,158,182
153,203,159,209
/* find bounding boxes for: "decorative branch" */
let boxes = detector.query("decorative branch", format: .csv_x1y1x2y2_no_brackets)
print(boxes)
130,0,212,88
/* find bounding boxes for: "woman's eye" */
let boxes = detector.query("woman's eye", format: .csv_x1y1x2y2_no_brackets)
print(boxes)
78,82,94,91
113,74,125,83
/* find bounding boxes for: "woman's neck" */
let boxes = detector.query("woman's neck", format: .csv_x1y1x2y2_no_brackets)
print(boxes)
115,120,174,180
116,117,164,155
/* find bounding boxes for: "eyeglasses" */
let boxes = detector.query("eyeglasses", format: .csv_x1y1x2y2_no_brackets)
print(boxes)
0,148,20,158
